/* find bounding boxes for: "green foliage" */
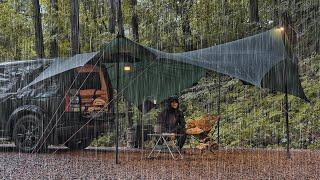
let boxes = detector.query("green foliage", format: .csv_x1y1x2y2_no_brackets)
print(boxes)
91,133,115,147
0,1,35,60
1,0,318,59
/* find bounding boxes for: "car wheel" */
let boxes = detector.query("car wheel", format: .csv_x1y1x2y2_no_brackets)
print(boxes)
65,139,91,150
13,114,48,153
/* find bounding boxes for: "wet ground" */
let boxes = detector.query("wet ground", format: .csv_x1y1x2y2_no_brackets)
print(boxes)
0,145,319,179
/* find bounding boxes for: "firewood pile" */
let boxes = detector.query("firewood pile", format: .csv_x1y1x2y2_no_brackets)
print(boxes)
186,115,220,151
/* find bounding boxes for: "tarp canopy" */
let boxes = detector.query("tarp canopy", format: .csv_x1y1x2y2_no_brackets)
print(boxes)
23,28,308,106
25,52,98,88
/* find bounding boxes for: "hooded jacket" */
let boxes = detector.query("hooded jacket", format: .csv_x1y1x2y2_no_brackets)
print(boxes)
156,97,186,133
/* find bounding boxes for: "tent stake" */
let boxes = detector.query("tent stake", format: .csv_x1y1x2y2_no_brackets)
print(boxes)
115,35,120,164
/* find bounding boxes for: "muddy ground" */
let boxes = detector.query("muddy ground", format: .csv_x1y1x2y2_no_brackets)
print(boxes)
0,146,319,179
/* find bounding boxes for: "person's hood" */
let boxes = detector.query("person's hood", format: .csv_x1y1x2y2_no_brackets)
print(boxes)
165,96,180,111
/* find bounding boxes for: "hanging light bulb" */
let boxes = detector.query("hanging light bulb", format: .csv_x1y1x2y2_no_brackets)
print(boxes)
279,27,285,31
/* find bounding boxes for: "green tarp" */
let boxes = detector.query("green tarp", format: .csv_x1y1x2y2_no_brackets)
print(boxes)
24,28,308,107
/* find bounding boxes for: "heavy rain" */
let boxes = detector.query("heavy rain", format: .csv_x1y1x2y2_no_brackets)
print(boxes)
0,0,319,179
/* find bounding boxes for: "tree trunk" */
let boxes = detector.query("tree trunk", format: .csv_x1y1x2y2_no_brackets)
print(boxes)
32,0,45,58
176,0,193,51
222,0,229,16
151,18,159,48
273,0,279,25
70,0,80,55
115,0,124,36
108,0,116,33
50,0,59,58
181,12,192,51
222,0,229,42
125,0,137,131
92,0,103,33
130,0,139,42
203,0,210,48
249,0,259,23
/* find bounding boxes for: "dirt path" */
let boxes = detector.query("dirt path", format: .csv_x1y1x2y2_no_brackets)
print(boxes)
0,148,319,179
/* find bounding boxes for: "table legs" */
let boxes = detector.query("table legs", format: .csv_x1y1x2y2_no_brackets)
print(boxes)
147,136,162,159
147,136,183,160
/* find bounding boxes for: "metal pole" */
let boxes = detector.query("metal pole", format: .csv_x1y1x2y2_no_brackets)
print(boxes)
115,35,120,164
217,74,221,146
285,80,290,159
283,36,290,159
281,21,290,159
141,98,145,150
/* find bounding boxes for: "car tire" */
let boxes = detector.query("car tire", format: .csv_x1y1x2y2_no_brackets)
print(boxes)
13,114,48,153
65,139,91,150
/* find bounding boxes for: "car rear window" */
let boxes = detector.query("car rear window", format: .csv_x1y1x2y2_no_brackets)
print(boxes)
73,72,101,90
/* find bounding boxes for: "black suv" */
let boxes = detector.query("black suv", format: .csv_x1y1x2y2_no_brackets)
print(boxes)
0,59,114,152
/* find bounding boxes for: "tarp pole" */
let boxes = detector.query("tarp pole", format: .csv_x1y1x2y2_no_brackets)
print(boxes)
115,35,120,164
217,74,221,146
284,43,290,159
282,28,290,159
281,11,295,159
141,99,145,150
283,35,290,158
285,82,290,159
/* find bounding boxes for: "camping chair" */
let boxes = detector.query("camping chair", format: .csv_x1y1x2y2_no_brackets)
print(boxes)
186,115,220,152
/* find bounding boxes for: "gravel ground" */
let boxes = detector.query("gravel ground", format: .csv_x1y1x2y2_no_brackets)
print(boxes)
0,147,319,179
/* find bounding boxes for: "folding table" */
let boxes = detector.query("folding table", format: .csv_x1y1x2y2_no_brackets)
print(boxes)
147,133,183,160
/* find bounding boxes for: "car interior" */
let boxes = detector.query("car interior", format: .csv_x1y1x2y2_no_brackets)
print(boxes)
65,65,110,113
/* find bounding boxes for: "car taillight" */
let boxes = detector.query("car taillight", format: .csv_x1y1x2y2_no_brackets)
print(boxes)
65,95,70,112
66,94,80,112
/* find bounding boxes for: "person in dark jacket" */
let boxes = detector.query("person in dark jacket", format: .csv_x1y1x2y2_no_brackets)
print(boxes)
156,96,186,149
